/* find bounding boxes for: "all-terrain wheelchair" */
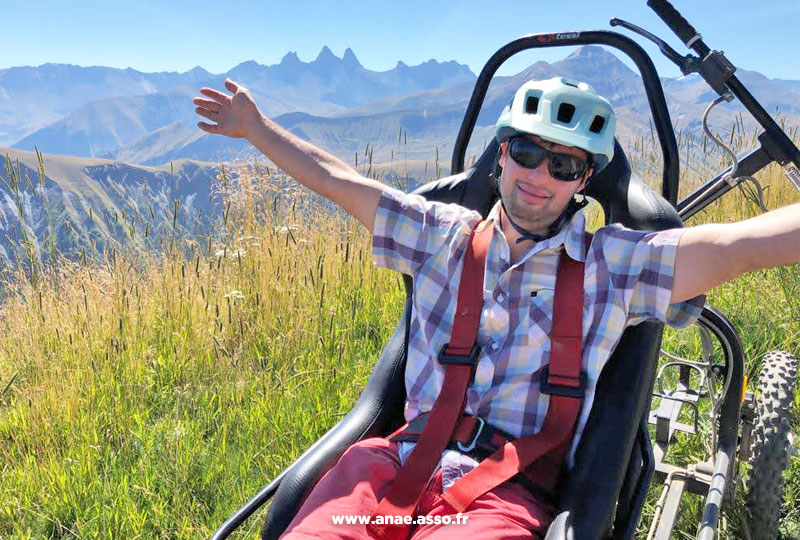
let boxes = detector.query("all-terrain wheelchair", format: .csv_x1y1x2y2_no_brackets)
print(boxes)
213,2,799,538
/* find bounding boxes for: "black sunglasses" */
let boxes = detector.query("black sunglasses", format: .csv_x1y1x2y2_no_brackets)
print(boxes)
507,137,590,181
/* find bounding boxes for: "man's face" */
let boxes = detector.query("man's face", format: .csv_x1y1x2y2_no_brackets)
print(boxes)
497,134,591,236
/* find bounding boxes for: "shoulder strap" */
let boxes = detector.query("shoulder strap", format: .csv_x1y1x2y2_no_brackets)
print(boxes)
442,249,586,512
368,220,492,540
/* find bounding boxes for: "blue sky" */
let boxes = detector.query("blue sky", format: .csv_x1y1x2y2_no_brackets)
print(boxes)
3,0,799,79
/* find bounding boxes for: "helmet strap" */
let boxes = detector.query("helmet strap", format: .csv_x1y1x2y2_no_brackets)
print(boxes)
493,149,589,244
500,193,588,244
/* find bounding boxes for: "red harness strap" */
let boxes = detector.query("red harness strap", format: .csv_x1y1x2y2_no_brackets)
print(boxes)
367,220,493,540
441,253,585,512
368,221,587,539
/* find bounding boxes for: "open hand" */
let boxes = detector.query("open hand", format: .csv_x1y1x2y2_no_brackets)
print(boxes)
193,79,260,139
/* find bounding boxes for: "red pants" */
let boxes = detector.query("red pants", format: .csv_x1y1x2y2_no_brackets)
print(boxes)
279,437,553,540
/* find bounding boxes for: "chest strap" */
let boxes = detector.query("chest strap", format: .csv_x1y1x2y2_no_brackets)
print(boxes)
367,221,587,539
442,252,585,512
389,412,514,459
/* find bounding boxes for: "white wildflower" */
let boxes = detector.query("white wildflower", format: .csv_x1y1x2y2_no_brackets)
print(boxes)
224,290,245,301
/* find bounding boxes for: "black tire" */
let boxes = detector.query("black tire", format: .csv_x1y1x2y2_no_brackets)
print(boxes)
745,350,798,540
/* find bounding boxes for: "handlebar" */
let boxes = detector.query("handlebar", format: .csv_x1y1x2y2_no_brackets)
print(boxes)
646,0,701,48
642,0,800,175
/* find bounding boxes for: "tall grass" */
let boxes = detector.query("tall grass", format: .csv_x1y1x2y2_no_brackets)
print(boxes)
0,125,798,539
0,161,406,539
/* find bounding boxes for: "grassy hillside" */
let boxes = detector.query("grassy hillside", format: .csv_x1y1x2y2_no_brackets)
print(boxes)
0,148,225,274
0,138,798,539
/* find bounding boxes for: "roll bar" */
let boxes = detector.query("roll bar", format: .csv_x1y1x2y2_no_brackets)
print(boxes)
450,31,681,205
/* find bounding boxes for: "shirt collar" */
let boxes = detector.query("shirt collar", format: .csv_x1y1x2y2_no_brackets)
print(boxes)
486,200,588,263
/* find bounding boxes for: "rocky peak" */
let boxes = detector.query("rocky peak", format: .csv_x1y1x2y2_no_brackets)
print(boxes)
280,51,301,65
342,47,362,68
562,46,630,72
313,46,339,65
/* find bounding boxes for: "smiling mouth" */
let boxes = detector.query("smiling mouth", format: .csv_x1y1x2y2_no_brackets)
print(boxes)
516,184,551,202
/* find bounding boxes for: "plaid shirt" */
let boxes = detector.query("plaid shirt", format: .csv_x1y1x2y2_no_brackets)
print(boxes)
372,187,705,490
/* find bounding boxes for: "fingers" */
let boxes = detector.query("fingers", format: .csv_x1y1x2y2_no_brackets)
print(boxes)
192,97,221,113
198,79,245,106
224,78,240,93
195,79,246,136
195,106,218,122
197,121,220,134
199,86,230,103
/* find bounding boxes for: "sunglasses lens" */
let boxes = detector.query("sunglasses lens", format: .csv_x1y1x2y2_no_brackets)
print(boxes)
509,139,547,169
508,138,587,181
549,153,587,181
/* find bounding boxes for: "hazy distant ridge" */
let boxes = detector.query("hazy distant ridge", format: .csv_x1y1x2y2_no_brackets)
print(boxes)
3,47,475,151
4,46,799,168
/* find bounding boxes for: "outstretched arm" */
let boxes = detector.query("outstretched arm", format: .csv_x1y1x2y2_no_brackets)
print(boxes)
193,79,386,232
671,203,800,303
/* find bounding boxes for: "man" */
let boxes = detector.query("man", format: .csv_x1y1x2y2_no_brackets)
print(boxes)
194,77,799,539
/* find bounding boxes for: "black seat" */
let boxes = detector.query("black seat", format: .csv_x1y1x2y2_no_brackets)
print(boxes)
261,138,683,540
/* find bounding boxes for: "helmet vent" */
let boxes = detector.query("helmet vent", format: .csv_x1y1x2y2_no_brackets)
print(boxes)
525,96,539,114
589,115,606,133
557,103,576,124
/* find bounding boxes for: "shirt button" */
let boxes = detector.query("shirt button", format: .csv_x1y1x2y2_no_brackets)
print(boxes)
491,342,499,351
497,294,505,303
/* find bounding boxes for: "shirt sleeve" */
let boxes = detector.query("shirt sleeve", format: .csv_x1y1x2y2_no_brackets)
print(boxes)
596,225,706,329
371,187,481,276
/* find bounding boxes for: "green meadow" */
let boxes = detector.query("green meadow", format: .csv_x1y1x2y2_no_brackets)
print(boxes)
0,128,798,539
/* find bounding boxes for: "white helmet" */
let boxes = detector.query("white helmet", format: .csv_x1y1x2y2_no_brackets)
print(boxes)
496,77,616,173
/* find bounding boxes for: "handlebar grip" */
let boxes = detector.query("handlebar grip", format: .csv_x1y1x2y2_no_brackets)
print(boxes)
647,0,700,46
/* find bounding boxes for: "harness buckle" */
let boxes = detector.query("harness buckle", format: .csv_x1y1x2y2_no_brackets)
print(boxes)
540,366,586,398
456,417,486,453
438,343,480,365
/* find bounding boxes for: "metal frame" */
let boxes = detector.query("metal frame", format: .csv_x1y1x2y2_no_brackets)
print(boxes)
646,306,747,539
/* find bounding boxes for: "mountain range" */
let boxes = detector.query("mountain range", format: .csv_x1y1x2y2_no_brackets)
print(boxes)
4,46,474,157
5,46,799,168
1,45,798,269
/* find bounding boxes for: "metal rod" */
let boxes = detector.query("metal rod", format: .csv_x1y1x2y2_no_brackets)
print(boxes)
653,473,688,539
697,447,732,540
677,147,772,220
609,18,686,67
723,76,800,168
694,307,745,540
